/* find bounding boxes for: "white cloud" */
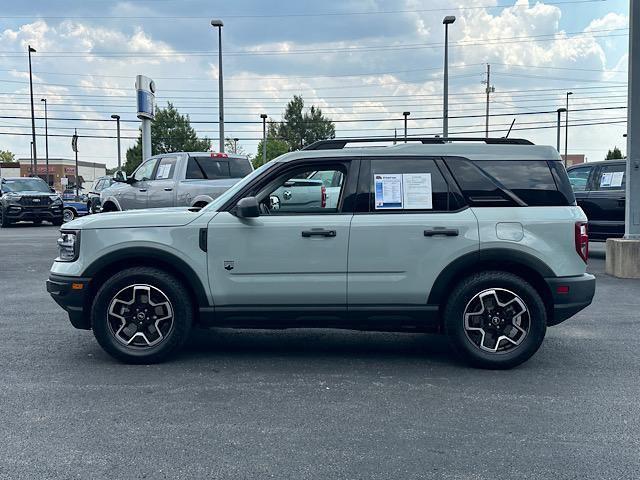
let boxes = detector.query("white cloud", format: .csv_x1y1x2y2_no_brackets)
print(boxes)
584,12,628,33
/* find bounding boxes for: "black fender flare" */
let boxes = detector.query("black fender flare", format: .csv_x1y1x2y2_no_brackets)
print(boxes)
83,246,210,307
427,248,555,306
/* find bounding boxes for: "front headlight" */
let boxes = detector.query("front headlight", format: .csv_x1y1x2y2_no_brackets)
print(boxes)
57,230,80,262
7,194,22,203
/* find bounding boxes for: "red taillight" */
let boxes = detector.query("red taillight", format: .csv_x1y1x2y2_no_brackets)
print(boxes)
210,152,228,158
575,222,589,263
321,185,327,208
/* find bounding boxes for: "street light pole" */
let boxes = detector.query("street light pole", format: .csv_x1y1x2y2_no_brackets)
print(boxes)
402,111,410,142
565,91,573,166
111,114,122,170
233,137,239,154
211,19,225,153
260,113,267,165
28,45,37,176
556,107,566,153
40,98,49,184
442,16,456,138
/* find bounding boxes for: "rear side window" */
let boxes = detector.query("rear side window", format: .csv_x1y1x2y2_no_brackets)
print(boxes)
447,158,573,207
368,159,453,212
596,163,626,190
567,165,594,192
229,158,253,178
186,157,234,180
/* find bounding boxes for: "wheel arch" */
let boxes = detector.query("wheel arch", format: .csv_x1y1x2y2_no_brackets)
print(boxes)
84,247,210,319
101,197,121,212
428,249,555,320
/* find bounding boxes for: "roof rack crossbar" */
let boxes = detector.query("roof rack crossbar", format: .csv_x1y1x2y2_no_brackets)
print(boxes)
303,137,534,150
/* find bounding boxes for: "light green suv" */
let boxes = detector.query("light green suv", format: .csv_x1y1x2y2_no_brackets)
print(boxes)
47,138,595,369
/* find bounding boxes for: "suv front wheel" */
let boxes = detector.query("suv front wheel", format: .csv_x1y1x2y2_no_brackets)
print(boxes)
91,267,193,364
444,271,547,369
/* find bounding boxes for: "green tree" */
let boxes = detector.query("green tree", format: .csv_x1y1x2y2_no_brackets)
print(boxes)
253,121,289,167
124,102,211,174
275,95,335,151
224,137,246,155
605,146,623,160
0,150,16,163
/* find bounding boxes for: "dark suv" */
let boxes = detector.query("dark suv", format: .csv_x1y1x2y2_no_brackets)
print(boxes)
0,177,64,227
567,160,626,240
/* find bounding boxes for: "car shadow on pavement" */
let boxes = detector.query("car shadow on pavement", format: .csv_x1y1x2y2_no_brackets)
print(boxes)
179,327,457,365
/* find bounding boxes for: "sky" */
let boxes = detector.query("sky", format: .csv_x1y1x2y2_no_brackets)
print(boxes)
0,0,631,168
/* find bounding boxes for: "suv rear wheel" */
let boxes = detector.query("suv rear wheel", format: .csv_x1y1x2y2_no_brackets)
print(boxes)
91,267,193,364
444,271,546,369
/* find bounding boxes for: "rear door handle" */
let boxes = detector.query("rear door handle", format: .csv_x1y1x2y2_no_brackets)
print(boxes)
139,189,147,192
164,188,173,191
302,229,336,238
424,227,459,237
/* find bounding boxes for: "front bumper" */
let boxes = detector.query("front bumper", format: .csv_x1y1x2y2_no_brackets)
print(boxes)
545,273,596,326
46,274,92,329
5,205,63,222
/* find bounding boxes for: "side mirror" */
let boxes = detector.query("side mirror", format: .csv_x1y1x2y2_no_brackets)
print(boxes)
114,170,128,183
50,187,56,193
236,196,260,218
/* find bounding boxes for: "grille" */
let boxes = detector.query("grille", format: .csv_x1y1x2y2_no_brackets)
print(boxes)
20,196,52,206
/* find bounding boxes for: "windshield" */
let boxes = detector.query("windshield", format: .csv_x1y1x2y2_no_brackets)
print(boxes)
2,178,49,193
204,161,275,211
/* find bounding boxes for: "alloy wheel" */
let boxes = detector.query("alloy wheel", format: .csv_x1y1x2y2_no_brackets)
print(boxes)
463,288,530,354
107,284,174,348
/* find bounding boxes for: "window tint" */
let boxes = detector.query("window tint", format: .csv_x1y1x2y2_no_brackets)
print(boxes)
567,166,593,192
258,166,347,214
474,160,570,206
133,159,157,182
369,159,451,212
193,156,231,179
596,163,626,190
155,156,177,180
446,159,514,207
229,158,253,178
186,157,205,179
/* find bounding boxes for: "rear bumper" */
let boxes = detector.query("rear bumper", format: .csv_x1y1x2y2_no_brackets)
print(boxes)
545,273,596,326
46,274,92,330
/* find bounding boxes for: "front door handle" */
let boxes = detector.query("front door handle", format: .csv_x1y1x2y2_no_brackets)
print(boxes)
302,229,336,238
164,188,173,191
139,189,147,192
424,227,459,237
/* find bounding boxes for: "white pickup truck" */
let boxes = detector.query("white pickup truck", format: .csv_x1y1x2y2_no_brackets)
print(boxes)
100,152,253,212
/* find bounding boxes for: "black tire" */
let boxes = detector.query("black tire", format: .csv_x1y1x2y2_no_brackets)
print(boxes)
52,218,63,226
91,267,193,364
0,208,11,228
63,208,76,223
443,271,547,370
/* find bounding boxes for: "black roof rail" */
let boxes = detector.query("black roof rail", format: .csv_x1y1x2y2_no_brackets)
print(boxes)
302,137,534,150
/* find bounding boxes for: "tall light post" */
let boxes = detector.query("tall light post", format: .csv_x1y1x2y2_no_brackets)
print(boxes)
260,113,267,165
556,107,566,153
402,111,410,142
233,137,239,154
565,91,573,166
111,114,122,170
211,19,224,153
40,98,49,184
442,15,456,138
28,45,37,175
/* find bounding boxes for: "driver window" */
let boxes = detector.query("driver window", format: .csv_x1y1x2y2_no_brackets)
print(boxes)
133,159,158,182
258,166,347,215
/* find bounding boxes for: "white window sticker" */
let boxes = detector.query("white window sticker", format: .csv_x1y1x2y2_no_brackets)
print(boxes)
610,171,624,187
600,172,613,188
402,173,432,210
374,173,433,210
374,174,403,209
156,164,172,179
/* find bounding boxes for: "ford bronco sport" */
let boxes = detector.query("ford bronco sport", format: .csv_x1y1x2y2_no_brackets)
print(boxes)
47,138,595,369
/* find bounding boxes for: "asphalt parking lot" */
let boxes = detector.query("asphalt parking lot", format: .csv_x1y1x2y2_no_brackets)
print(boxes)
0,224,639,479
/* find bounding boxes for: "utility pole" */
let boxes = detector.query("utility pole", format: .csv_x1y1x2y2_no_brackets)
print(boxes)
211,19,224,153
606,0,640,278
402,112,410,143
482,64,495,137
442,16,455,138
72,129,79,198
28,45,37,175
260,113,267,165
565,91,573,166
